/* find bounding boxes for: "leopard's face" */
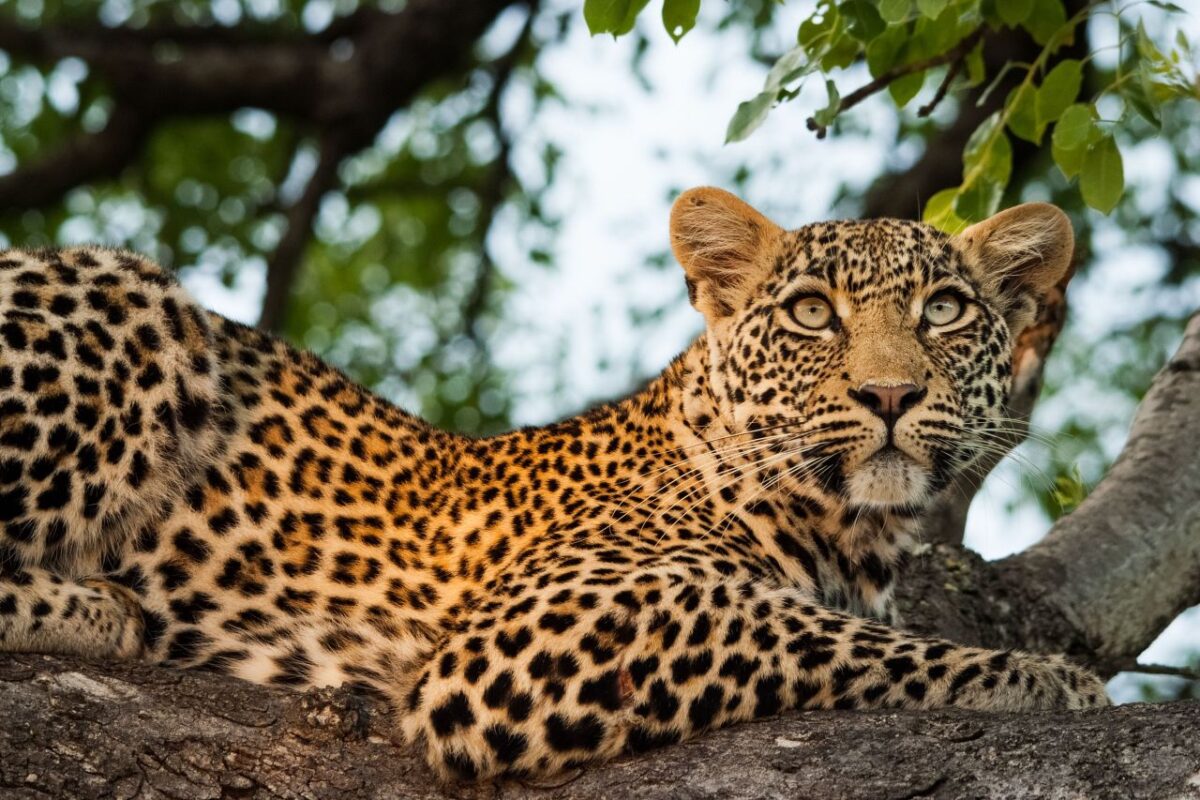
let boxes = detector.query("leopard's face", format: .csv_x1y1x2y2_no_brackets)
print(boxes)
671,188,1073,513
713,220,1021,510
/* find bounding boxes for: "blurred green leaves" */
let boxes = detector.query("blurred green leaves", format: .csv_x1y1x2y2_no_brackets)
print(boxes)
0,0,564,436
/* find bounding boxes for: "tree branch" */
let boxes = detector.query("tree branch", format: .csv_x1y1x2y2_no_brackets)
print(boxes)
258,134,347,332
0,0,518,231
806,26,985,139
0,105,153,214
3,652,1198,800
1117,661,1200,682
897,311,1200,677
999,310,1200,674
859,0,1091,221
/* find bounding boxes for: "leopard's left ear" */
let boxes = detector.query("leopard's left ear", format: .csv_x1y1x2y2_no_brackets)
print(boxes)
955,203,1075,320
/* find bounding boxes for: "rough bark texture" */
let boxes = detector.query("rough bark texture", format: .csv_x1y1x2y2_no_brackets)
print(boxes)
2,652,1198,800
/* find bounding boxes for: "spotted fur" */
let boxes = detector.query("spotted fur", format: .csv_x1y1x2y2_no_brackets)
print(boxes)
0,190,1107,783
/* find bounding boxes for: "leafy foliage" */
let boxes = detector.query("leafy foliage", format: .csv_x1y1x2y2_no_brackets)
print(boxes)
0,0,567,435
586,0,1200,226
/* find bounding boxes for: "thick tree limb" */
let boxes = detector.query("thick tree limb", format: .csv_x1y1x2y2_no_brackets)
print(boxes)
2,652,1198,800
0,0,512,129
897,311,1200,676
999,310,1200,673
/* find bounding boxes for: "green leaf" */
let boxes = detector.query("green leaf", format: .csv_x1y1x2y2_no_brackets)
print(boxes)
799,5,841,55
996,0,1033,26
812,79,842,128
955,175,1005,222
916,0,947,20
1051,464,1089,516
1079,135,1124,214
1123,73,1163,129
1147,0,1186,11
959,112,1012,221
1052,103,1097,151
909,5,963,60
662,0,700,43
889,71,926,107
1052,137,1085,179
923,187,969,232
1135,19,1168,63
1022,0,1066,46
965,40,986,87
821,33,863,70
726,91,775,143
865,23,905,78
584,0,651,36
879,0,911,24
964,113,1013,184
1035,59,1082,131
839,0,886,41
1005,82,1040,143
765,46,813,91
1050,104,1096,179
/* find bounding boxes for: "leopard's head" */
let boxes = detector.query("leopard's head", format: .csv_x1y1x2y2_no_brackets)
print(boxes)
670,187,1074,512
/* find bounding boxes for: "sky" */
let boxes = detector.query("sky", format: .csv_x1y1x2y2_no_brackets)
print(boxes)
173,0,1200,701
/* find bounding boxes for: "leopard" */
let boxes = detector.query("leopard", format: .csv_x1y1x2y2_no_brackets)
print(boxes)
0,186,1109,783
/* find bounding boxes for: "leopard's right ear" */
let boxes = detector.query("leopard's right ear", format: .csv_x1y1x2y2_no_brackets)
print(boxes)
670,187,782,320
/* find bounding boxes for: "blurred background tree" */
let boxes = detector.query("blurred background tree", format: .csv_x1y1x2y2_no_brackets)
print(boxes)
0,0,1197,693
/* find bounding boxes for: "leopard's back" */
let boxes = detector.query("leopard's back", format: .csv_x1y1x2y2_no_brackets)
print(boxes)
0,247,226,571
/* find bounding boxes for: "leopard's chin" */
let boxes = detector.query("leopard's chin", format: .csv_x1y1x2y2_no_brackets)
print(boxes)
844,447,931,510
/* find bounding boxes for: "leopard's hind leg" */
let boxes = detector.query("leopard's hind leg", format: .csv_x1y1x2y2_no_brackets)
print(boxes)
0,564,144,659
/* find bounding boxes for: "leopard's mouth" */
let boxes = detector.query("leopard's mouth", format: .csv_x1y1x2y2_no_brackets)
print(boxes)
844,446,932,509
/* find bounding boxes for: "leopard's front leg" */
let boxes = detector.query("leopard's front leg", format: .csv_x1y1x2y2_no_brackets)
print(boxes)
0,565,144,659
397,568,1108,783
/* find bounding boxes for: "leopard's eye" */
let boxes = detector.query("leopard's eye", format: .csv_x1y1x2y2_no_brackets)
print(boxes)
923,292,964,326
791,296,834,330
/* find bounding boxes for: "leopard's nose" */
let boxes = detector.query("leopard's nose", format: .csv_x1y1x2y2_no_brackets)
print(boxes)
847,383,927,429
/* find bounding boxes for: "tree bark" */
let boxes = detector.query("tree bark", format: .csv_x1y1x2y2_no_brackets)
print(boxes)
2,652,1197,800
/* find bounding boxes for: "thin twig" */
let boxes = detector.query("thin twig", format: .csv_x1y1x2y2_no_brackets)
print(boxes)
807,25,986,138
918,49,967,117
1117,662,1200,682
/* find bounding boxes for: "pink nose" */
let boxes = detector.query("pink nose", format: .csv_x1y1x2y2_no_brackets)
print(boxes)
848,383,927,429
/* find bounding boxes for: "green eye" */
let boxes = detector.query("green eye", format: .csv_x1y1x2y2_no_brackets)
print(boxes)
791,296,834,330
924,292,965,326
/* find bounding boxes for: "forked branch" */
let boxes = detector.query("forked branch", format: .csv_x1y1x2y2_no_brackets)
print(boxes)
806,26,985,139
